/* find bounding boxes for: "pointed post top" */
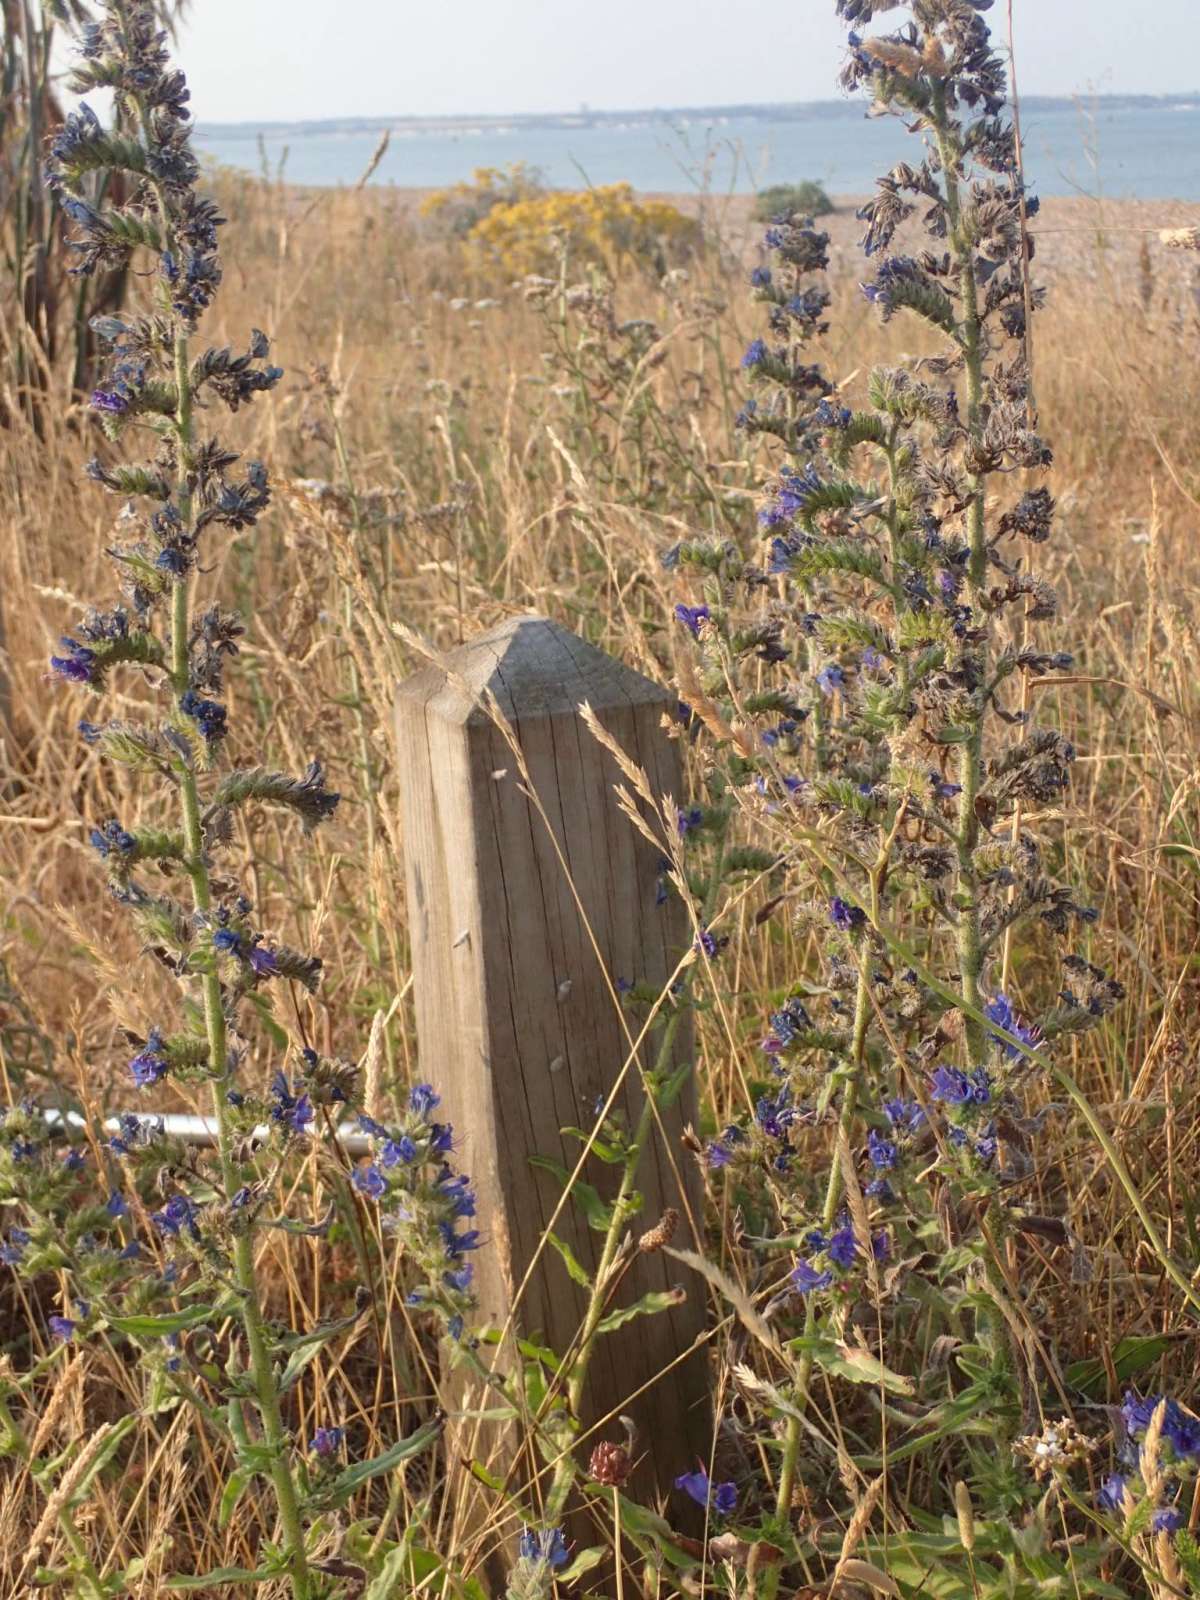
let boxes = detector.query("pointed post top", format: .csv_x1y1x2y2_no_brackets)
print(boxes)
395,614,673,725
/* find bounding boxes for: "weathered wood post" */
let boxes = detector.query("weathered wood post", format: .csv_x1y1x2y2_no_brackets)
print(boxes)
394,615,709,1511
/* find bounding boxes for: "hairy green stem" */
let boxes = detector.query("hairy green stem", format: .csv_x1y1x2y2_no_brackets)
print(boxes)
935,90,989,1068
170,414,313,1600
123,23,313,1579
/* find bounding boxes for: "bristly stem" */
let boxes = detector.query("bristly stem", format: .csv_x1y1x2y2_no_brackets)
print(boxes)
129,51,312,1595
934,87,989,1069
167,272,313,1600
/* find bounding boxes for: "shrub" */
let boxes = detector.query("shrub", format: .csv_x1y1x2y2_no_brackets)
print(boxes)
418,161,545,237
424,168,700,276
754,179,835,220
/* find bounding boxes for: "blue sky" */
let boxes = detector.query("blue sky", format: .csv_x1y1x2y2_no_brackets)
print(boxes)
178,1,1200,124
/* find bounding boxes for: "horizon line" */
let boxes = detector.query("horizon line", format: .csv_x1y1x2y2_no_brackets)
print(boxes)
194,88,1200,134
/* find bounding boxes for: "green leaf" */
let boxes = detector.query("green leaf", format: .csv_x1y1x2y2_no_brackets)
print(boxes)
546,1231,593,1288
1064,1334,1175,1398
653,1059,693,1109
365,1544,431,1599
324,1419,442,1505
788,1336,913,1396
467,1460,506,1492
164,1566,283,1589
107,1304,217,1338
560,1127,624,1164
527,1156,613,1232
595,1288,684,1336
558,1547,607,1583
853,1382,992,1468
276,1303,368,1391
218,1470,251,1530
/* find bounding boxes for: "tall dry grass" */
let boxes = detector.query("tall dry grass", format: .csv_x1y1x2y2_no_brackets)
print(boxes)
1,175,1199,1587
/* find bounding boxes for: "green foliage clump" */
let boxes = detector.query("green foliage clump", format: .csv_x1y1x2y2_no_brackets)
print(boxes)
754,179,835,220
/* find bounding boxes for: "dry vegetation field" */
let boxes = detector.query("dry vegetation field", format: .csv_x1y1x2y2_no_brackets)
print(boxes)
2,169,1200,1589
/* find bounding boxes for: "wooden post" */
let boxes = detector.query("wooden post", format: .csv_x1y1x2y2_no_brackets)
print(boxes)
394,615,709,1510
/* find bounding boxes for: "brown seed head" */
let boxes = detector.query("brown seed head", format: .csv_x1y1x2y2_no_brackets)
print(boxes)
589,1440,632,1487
639,1207,679,1253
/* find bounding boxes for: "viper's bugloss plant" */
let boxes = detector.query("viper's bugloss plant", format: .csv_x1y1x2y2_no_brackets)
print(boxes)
0,7,461,1595
661,2,1177,1595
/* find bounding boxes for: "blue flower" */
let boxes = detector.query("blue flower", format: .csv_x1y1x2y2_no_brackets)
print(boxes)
130,1029,169,1088
269,1072,314,1134
90,387,128,414
441,1223,482,1259
1097,1473,1126,1512
352,1163,387,1200
754,1087,795,1140
760,462,824,531
444,1263,474,1292
867,1128,898,1169
741,338,768,368
791,1259,833,1294
409,1083,441,1118
674,1469,737,1515
1154,1506,1183,1534
381,1135,418,1168
48,1315,77,1342
436,1170,476,1217
816,663,846,696
179,689,227,743
930,1065,992,1106
929,771,963,799
828,1224,857,1269
813,397,852,429
90,820,136,859
311,1426,345,1458
518,1528,570,1569
829,896,865,931
0,1227,30,1265
884,1097,923,1132
677,804,704,836
249,943,278,977
50,638,97,685
749,266,772,288
108,1112,146,1154
975,1129,998,1163
984,994,1040,1059
151,1194,199,1237
674,603,710,638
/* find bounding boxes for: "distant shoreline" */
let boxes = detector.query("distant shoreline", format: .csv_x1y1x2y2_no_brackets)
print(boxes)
196,91,1200,143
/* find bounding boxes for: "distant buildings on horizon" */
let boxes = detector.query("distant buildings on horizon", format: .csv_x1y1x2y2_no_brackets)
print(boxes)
197,91,1200,142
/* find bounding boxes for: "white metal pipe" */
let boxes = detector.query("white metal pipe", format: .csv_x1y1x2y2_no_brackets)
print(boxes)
40,1108,372,1155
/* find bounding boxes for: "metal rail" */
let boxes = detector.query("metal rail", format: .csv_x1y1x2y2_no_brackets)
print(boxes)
42,1109,373,1156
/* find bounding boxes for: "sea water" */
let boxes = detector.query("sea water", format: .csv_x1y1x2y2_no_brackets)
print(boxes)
194,98,1200,200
